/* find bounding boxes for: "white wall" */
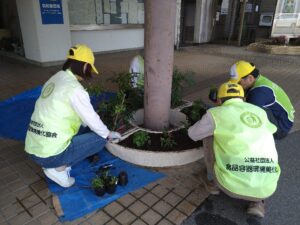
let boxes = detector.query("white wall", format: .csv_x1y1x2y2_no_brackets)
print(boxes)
16,0,71,63
70,28,144,52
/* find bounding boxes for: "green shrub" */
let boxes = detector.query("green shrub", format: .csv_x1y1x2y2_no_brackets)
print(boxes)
132,131,151,148
160,130,177,148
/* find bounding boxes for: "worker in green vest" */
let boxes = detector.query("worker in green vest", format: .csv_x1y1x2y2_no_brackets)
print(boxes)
188,82,280,218
230,60,295,139
25,44,121,188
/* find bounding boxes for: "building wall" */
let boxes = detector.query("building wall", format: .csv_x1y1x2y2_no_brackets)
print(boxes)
16,0,71,63
70,28,144,52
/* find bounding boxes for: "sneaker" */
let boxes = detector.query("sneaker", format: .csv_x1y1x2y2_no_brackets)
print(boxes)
247,200,265,218
43,168,75,188
199,170,220,195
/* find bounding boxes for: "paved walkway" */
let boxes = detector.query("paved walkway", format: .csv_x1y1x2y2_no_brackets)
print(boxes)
0,45,299,225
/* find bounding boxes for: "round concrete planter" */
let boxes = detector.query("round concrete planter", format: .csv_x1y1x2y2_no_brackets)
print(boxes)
106,108,203,167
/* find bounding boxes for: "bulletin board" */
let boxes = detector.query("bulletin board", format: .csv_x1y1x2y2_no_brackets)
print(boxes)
68,0,144,25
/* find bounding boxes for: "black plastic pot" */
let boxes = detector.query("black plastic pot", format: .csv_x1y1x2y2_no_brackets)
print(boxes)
106,185,117,194
94,187,105,196
118,171,128,186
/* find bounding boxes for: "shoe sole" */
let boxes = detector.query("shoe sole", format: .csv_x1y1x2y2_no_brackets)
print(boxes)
247,209,265,218
44,170,75,188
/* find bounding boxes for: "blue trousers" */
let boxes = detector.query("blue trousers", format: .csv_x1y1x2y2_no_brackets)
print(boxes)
30,131,107,168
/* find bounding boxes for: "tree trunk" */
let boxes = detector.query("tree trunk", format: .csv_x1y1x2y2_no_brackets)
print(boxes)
144,0,177,131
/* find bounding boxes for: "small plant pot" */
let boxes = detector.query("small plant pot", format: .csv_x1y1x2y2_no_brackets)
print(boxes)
94,187,105,196
106,185,117,194
118,171,128,186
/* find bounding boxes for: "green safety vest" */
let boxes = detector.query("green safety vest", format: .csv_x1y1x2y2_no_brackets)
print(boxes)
209,98,280,199
25,70,82,158
252,75,294,122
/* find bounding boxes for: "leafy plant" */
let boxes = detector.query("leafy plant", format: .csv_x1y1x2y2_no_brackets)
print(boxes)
160,129,177,148
97,90,132,130
171,68,195,107
86,83,103,97
107,176,118,186
132,131,151,148
181,99,207,124
91,176,105,189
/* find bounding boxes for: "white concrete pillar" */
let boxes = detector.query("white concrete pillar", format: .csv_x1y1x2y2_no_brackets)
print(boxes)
16,0,71,64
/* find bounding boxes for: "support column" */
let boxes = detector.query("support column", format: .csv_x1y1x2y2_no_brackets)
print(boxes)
16,0,71,64
144,0,177,131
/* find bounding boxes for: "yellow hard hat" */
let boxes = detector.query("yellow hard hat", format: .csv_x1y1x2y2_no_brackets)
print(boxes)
217,82,244,99
67,44,99,74
229,60,255,83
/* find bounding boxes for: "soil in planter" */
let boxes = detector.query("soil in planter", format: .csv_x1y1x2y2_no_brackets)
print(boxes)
119,129,203,152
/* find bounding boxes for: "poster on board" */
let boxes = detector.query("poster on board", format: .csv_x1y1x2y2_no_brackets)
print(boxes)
39,0,64,24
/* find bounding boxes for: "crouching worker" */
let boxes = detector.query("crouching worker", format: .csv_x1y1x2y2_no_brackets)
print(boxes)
188,82,281,218
25,44,121,188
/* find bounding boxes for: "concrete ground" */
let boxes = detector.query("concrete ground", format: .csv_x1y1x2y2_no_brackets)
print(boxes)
0,44,299,225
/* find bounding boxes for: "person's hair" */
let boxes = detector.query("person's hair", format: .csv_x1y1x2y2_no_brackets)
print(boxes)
220,96,243,104
62,49,92,80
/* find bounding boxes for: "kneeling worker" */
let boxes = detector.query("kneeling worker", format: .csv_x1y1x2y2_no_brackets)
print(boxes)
188,82,281,218
230,60,295,139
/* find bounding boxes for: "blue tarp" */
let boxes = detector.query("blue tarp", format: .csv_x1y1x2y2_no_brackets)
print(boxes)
50,150,164,221
0,87,165,221
0,86,115,141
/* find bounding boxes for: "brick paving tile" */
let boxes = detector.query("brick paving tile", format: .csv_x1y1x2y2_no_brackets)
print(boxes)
7,179,27,192
152,200,172,216
172,186,191,198
130,188,147,199
14,187,34,200
30,180,48,192
26,220,44,225
28,202,49,218
88,210,110,225
7,211,32,225
176,200,197,216
105,219,120,225
0,195,16,209
21,194,41,209
156,219,174,225
104,202,124,217
117,194,136,207
128,200,148,216
36,211,58,225
157,178,178,189
115,210,136,225
140,192,159,207
2,173,19,184
130,219,147,225
166,209,186,225
143,181,159,190
186,188,209,206
150,185,169,198
1,202,24,220
140,209,162,225
62,216,87,225
37,188,52,200
163,192,182,207
0,167,15,178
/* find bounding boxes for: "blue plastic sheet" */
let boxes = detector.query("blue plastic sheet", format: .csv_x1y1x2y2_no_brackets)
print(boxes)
48,150,165,221
0,86,115,141
0,87,165,221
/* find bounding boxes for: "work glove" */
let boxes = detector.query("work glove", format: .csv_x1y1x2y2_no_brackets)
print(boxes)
107,131,122,141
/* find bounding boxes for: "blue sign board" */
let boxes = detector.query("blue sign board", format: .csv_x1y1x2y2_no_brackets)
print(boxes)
39,0,64,24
